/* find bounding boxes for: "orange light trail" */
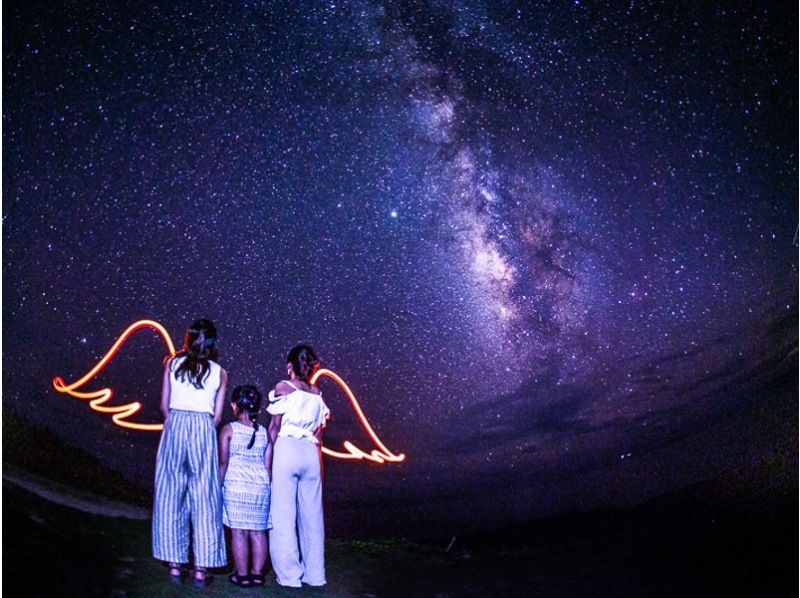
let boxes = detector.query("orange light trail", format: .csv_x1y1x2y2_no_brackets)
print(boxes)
52,319,177,431
53,319,405,463
311,368,406,464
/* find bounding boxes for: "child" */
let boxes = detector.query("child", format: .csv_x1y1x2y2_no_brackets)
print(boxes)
219,385,272,588
152,318,228,588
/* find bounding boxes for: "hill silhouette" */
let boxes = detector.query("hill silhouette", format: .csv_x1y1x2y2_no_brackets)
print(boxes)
3,410,152,507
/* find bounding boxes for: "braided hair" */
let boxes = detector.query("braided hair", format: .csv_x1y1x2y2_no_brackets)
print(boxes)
173,319,218,389
232,385,263,449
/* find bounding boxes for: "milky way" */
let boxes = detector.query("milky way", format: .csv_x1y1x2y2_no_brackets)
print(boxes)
3,1,797,532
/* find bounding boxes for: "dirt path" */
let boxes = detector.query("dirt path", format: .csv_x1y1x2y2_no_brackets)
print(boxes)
2,464,150,520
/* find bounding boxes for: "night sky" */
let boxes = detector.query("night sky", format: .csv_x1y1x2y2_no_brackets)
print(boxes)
3,1,797,534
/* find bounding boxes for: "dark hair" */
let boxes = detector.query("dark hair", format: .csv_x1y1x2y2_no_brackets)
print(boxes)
232,385,263,449
173,319,218,389
286,344,320,383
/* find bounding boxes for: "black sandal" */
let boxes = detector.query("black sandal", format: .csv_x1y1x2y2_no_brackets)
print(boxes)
167,563,184,584
229,573,252,587
249,572,265,586
193,568,212,588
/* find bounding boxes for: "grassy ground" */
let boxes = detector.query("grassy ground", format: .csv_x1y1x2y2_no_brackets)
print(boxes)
4,478,486,597
3,407,796,596
3,476,796,597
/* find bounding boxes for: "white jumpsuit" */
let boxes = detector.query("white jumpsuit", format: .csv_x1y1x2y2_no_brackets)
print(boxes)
267,381,330,587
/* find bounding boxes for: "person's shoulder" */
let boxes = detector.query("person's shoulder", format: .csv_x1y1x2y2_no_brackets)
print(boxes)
275,380,295,396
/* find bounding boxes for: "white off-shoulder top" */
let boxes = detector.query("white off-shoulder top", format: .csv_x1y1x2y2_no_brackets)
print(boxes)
267,380,330,445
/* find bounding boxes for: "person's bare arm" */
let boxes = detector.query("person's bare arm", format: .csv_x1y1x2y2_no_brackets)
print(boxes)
313,425,324,445
312,386,327,445
160,361,172,421
218,424,232,484
266,381,294,477
267,413,282,451
264,434,273,483
267,414,282,480
213,369,228,427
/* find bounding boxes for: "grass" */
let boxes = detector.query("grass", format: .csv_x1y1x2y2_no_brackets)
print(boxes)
2,480,450,597
4,476,796,597
3,404,796,596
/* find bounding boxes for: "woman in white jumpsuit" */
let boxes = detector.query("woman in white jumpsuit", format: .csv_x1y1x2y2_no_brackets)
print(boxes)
267,344,330,587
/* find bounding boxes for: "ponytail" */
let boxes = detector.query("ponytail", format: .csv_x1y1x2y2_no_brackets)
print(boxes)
174,319,218,388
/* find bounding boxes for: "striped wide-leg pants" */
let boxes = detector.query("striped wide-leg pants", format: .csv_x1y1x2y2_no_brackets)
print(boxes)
269,436,326,587
152,410,226,568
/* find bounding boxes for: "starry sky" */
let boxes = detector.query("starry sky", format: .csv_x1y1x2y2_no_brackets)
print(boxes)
3,1,797,534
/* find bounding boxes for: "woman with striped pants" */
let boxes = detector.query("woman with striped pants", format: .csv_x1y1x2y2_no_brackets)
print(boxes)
152,319,228,587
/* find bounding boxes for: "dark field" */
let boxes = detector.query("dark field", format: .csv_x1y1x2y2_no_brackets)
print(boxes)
3,404,798,597
3,465,795,597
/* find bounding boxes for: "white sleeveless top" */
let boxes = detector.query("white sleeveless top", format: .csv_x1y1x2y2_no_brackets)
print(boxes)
168,356,222,415
267,381,330,445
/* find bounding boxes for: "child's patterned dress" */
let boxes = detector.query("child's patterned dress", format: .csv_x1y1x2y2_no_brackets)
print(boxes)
222,422,271,530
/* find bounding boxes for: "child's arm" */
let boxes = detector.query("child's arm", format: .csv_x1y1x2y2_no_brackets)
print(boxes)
160,361,172,421
218,424,232,484
213,369,228,428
